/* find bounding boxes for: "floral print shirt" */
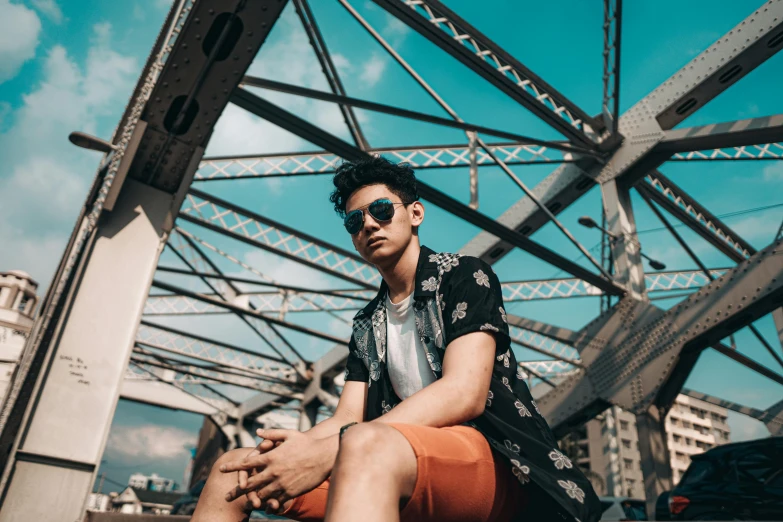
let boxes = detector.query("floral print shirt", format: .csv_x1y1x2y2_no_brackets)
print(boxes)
344,246,601,522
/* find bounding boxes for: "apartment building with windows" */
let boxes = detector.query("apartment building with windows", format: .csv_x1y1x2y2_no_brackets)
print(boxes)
573,394,731,500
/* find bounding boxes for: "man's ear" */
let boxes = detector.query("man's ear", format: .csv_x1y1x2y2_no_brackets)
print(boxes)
410,201,425,227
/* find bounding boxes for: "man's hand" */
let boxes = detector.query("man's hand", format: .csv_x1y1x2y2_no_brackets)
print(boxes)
236,438,279,510
220,428,334,513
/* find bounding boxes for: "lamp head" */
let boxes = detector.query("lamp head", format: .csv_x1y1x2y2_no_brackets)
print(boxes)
648,259,666,271
578,216,598,229
68,132,115,154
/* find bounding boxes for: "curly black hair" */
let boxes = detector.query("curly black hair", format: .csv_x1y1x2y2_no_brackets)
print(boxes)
329,156,419,217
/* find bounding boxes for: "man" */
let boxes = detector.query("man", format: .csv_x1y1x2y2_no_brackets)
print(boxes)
192,157,601,522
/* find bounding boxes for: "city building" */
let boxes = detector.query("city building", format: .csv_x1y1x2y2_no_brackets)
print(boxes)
112,486,181,515
127,472,178,492
575,394,732,500
0,270,39,404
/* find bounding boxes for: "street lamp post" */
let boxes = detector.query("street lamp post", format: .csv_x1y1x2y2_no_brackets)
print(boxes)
578,216,666,271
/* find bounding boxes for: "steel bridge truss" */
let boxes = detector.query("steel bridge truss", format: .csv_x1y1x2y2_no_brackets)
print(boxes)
2,0,783,518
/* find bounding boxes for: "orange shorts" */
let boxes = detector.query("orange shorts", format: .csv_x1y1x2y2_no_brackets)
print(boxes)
282,424,526,522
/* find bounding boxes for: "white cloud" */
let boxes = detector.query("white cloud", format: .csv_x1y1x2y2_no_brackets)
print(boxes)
331,53,352,77
763,161,783,182
382,16,410,46
206,6,350,157
0,24,137,285
359,53,386,88
728,214,778,245
30,0,62,23
107,424,196,460
726,411,769,443
0,0,41,83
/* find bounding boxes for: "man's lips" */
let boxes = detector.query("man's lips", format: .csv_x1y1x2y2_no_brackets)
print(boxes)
367,237,385,247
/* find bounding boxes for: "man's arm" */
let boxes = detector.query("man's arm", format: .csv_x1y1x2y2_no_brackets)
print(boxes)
306,330,493,437
303,380,368,439
373,330,494,427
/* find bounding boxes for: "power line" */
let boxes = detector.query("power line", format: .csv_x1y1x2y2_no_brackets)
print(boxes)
546,199,783,279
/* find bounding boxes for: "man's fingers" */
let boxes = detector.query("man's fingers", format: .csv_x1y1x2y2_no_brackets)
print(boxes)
238,469,248,489
220,455,266,473
247,490,262,510
256,428,293,442
225,484,245,502
265,497,282,513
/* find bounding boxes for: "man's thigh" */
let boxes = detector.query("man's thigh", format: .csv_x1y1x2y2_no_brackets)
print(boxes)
282,425,524,522
388,424,525,522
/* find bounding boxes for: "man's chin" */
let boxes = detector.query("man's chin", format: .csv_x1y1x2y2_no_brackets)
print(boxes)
362,243,395,265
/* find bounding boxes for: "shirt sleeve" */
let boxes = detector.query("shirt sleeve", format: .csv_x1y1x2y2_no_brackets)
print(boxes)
440,256,511,353
344,335,369,383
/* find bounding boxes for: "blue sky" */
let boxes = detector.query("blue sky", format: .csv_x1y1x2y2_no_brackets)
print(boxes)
1,0,781,492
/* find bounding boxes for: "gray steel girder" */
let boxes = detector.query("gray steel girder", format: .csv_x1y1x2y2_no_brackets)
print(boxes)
370,0,601,147
538,238,783,437
462,1,783,263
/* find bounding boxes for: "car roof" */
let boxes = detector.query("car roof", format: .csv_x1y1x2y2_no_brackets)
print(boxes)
692,436,782,460
598,496,645,502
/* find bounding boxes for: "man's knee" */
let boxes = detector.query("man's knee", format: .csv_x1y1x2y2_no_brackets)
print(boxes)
211,448,251,475
338,423,389,457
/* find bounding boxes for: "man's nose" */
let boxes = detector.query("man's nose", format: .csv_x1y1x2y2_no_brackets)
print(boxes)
363,211,381,232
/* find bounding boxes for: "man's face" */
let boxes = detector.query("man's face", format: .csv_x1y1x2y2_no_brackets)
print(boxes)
344,183,424,265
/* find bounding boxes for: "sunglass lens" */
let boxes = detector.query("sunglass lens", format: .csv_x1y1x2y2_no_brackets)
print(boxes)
369,199,395,221
344,210,363,234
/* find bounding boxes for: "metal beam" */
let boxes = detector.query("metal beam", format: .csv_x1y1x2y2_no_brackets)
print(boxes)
181,189,381,289
242,76,599,157
122,365,234,416
657,115,783,153
601,0,622,141
136,321,298,383
292,0,369,150
461,0,783,263
229,89,626,296
130,350,301,399
120,376,222,417
638,171,756,262
538,237,783,438
143,268,726,316
193,142,782,183
150,279,349,347
168,228,308,367
369,0,600,146
669,142,783,161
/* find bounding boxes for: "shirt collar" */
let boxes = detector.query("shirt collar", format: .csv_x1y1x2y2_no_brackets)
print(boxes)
355,245,437,319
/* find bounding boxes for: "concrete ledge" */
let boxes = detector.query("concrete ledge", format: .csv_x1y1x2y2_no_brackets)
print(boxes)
84,513,190,522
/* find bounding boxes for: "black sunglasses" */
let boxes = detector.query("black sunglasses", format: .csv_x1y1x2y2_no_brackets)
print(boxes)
343,198,407,235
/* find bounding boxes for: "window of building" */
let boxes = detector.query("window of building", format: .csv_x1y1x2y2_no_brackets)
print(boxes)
624,458,633,470
673,434,682,443
682,421,692,429
685,438,693,446
670,417,680,426
622,439,631,449
675,452,687,462
711,412,721,422
620,420,629,431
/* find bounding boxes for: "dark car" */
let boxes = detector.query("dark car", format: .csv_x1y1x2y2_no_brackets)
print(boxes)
669,436,783,520
655,491,671,521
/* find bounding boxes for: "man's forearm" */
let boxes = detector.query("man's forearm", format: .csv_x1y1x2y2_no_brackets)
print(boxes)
372,377,480,428
304,415,352,440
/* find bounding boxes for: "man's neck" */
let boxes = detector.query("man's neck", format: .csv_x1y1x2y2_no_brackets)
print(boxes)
377,240,421,304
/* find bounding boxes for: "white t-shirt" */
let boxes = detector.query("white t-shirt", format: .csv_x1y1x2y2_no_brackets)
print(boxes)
385,292,436,400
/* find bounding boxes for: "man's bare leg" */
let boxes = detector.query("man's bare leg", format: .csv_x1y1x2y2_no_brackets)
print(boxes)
325,423,417,522
191,448,254,522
